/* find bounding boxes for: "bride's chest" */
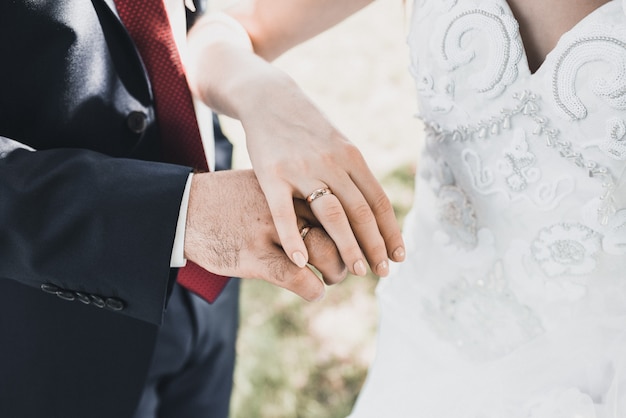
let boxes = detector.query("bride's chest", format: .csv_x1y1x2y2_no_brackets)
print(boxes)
410,0,625,120
409,0,626,220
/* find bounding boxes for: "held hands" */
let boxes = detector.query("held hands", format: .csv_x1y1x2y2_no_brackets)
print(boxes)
185,13,404,280
184,170,347,301
236,73,406,278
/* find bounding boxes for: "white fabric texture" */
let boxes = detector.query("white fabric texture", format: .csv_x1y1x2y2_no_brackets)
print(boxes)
350,1,626,417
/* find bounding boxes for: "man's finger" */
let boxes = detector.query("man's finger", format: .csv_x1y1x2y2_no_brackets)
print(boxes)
255,245,325,301
303,226,347,285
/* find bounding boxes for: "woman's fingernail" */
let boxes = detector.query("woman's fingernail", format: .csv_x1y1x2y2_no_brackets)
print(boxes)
293,251,307,268
354,259,367,276
376,260,389,277
393,247,406,261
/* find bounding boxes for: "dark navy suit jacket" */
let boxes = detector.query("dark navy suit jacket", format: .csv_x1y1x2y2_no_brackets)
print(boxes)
0,1,225,416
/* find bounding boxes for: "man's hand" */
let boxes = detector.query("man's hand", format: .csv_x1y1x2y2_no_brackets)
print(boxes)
184,170,347,301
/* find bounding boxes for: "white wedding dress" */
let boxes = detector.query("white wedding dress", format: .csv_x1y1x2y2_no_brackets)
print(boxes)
350,1,626,417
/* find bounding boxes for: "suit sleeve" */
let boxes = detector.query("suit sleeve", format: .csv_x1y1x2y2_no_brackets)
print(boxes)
0,144,192,325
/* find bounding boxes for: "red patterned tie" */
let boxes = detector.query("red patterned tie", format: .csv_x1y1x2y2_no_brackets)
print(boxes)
114,0,229,303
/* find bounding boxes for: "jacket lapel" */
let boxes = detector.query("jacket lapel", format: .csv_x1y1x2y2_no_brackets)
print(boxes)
100,0,120,18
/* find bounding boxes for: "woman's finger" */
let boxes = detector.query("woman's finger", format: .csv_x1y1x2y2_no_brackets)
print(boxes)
305,187,368,276
350,157,406,263
261,182,311,268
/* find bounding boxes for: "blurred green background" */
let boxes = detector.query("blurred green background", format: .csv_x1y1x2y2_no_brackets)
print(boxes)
209,0,423,416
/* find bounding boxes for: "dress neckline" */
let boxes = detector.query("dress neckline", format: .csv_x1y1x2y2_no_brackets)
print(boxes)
499,0,617,75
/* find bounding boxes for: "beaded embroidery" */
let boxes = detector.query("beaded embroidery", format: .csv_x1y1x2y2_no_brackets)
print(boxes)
460,133,574,209
436,185,478,247
439,5,522,98
422,91,619,224
531,223,601,277
498,131,539,192
552,35,626,121
600,118,626,160
419,151,480,247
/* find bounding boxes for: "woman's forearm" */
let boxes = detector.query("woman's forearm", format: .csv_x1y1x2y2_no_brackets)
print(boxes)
186,0,373,117
226,0,374,61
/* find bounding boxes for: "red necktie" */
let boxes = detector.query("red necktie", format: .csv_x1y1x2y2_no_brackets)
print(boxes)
114,0,229,303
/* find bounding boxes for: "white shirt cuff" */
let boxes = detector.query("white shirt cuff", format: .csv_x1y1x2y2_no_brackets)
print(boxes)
170,173,194,267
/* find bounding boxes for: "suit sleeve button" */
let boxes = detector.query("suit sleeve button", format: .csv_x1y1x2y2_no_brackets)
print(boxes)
75,292,91,304
56,290,76,301
105,298,125,311
126,111,148,134
90,295,106,308
41,283,61,294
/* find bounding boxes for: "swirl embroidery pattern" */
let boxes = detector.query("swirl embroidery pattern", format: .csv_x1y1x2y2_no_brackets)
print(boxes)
552,34,626,120
439,5,522,98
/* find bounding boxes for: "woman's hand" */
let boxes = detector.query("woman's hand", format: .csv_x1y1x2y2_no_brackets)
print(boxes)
236,72,405,277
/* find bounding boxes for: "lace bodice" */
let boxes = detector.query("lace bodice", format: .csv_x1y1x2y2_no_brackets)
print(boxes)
400,0,626,361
